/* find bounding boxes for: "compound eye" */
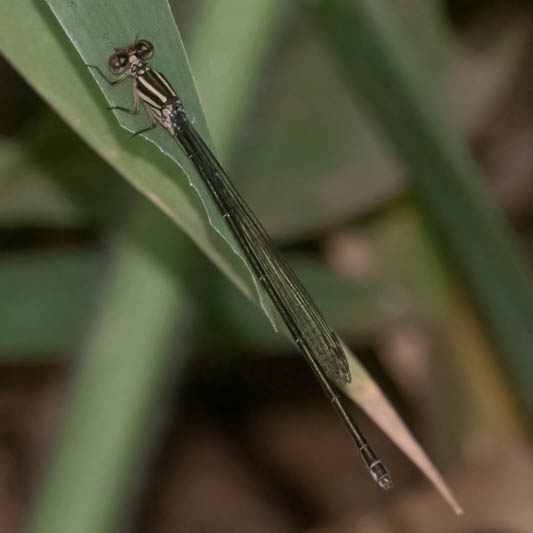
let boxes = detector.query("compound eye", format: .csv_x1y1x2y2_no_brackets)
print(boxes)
108,53,128,73
136,39,154,60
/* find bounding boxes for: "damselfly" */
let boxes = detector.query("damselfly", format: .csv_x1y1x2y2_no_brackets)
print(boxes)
90,39,392,489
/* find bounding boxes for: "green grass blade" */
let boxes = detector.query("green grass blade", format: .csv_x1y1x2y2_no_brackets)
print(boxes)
27,205,191,533
189,0,286,157
310,0,533,415
0,0,259,312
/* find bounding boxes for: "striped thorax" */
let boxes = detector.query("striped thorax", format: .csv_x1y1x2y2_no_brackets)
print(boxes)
108,39,185,134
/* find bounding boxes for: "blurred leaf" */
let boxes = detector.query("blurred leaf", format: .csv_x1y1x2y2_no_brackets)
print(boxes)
0,136,83,226
28,203,191,533
370,206,450,317
310,0,533,423
235,0,451,241
238,36,403,240
0,249,103,357
0,206,449,359
189,0,287,159
0,109,127,226
0,0,259,314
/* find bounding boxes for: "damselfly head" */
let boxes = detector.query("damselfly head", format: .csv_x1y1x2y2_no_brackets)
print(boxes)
108,39,154,74
108,52,129,73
